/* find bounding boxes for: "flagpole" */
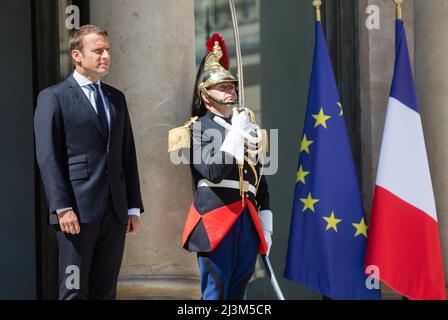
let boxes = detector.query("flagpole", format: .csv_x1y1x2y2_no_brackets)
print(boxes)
313,0,322,22
394,0,403,20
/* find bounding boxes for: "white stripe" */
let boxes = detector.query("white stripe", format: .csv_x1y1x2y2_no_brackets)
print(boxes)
376,97,437,221
197,179,257,195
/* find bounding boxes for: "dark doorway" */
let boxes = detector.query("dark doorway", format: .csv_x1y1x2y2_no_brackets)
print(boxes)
0,0,37,299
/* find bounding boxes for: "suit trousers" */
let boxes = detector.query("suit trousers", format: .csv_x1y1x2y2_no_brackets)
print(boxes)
55,194,127,300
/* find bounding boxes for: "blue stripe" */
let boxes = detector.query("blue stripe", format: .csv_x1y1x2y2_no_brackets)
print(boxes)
390,19,419,112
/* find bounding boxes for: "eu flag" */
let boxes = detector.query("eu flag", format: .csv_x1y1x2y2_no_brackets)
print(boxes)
284,22,381,300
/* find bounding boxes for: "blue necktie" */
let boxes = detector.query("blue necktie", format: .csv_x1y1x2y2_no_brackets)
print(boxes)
87,83,109,138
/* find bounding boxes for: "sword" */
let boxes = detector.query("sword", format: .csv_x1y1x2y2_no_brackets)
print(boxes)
227,0,286,300
262,254,286,300
228,0,245,109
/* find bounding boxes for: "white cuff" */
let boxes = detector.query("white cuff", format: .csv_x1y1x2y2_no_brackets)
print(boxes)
56,207,72,215
128,208,141,217
259,210,273,234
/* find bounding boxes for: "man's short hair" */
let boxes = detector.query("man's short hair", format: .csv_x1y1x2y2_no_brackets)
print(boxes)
69,25,108,64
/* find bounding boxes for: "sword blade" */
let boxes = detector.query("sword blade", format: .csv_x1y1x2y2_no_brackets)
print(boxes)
228,0,245,108
262,254,286,300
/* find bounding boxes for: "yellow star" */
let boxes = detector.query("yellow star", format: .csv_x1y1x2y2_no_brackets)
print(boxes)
352,217,368,238
300,192,319,213
323,211,342,232
312,108,332,129
296,165,310,185
337,102,344,116
300,135,314,154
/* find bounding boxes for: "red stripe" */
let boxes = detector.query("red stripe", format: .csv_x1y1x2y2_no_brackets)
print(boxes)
182,200,268,255
182,202,202,247
365,186,446,300
246,201,268,255
202,201,245,250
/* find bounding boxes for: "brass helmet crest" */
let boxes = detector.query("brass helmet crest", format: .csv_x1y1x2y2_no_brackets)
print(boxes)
197,34,238,106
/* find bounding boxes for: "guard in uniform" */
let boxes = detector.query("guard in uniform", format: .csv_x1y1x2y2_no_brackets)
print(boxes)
169,34,273,300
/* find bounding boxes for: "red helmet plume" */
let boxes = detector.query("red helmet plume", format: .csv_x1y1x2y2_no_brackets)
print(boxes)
206,33,230,71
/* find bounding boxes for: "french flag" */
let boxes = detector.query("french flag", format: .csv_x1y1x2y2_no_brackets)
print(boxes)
364,20,446,300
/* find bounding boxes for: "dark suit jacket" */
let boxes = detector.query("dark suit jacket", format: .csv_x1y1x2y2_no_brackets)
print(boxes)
183,110,270,252
190,111,270,213
34,74,144,225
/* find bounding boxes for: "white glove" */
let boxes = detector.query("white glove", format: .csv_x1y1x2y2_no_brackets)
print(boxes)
233,108,252,128
246,122,262,152
220,109,254,164
263,229,272,256
259,210,273,256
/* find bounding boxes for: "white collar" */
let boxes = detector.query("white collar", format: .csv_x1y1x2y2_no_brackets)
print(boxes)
73,70,101,88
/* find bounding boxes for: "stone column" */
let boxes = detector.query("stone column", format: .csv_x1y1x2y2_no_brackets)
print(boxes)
358,0,414,299
91,0,200,299
414,0,448,291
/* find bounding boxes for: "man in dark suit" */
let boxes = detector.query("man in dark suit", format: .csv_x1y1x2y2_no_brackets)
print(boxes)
34,25,144,300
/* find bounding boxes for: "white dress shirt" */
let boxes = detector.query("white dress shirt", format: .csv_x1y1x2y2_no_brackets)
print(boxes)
57,71,140,217
73,70,111,127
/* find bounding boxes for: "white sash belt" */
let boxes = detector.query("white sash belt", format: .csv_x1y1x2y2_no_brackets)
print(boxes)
197,179,257,196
